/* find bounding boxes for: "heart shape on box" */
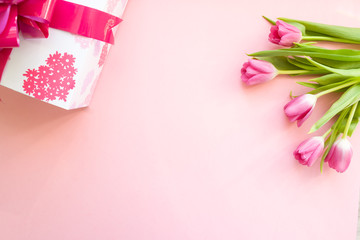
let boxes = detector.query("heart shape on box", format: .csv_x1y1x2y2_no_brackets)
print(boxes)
22,52,77,102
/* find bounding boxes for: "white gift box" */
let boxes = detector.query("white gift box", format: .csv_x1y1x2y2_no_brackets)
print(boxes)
0,0,128,110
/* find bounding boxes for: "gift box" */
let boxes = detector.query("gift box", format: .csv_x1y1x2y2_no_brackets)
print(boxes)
0,0,128,110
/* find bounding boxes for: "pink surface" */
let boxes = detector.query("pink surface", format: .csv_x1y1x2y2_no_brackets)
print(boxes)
1,0,360,239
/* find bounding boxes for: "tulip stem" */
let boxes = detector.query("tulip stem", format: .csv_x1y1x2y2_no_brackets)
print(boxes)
343,102,358,138
322,129,332,139
302,36,360,45
315,79,360,97
277,70,310,75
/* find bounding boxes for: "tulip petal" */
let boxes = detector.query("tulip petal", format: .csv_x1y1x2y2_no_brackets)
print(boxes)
246,74,270,85
328,149,351,173
244,66,259,76
277,20,301,33
240,73,250,84
284,94,316,126
280,33,302,46
326,139,353,173
293,137,324,167
277,24,290,37
297,139,317,153
269,25,281,44
270,20,302,47
324,145,334,163
241,62,250,70
249,59,275,73
241,59,276,85
284,98,310,116
297,107,313,127
307,145,324,166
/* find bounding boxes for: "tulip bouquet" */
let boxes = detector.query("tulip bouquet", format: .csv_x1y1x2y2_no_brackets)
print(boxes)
242,17,360,173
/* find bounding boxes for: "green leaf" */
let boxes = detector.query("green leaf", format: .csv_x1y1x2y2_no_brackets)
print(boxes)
310,84,360,132
287,58,319,70
256,56,301,70
279,17,360,43
262,16,276,25
297,82,320,89
308,77,353,95
306,58,360,77
304,30,330,37
311,58,360,70
293,42,319,49
310,74,348,85
293,56,315,66
249,45,360,61
354,103,360,118
249,49,360,61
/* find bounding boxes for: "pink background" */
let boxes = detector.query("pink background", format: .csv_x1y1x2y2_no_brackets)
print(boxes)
1,0,360,239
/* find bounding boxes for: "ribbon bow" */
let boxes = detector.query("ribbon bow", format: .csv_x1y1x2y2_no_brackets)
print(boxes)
0,0,122,79
0,0,56,47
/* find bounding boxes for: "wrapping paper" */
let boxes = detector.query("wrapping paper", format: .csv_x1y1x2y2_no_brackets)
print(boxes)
0,0,128,109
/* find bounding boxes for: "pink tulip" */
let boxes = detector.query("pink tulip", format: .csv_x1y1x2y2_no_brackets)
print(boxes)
241,59,277,85
269,20,302,47
294,137,324,167
325,138,353,173
284,94,317,127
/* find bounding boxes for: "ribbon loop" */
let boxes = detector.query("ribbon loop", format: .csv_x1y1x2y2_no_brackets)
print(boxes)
0,4,19,47
0,0,54,47
17,0,56,38
0,5,11,34
18,0,55,22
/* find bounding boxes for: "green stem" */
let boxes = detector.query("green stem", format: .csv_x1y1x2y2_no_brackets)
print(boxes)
315,78,360,97
302,36,360,44
277,70,311,75
322,129,332,139
343,102,358,138
320,154,325,173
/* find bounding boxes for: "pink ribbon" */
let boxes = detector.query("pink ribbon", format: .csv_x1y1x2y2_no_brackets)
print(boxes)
0,0,122,80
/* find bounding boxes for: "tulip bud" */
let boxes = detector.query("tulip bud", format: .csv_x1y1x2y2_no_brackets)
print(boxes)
294,136,324,167
269,20,302,47
284,94,317,127
241,59,277,85
325,138,353,173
